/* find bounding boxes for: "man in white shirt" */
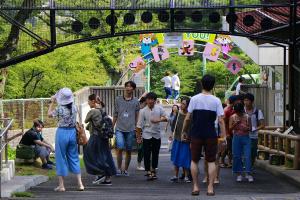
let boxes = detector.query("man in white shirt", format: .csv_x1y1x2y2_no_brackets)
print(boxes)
160,71,172,103
136,92,168,181
171,71,180,101
235,77,244,95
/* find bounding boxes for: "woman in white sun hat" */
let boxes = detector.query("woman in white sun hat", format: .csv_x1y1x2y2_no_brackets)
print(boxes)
48,88,84,192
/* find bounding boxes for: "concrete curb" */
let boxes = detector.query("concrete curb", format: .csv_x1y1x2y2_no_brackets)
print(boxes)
256,160,300,188
1,175,48,198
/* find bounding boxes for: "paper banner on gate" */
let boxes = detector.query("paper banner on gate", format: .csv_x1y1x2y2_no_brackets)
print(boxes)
203,43,221,62
178,40,194,56
225,57,244,74
183,33,216,43
156,33,165,45
151,45,169,62
128,57,146,73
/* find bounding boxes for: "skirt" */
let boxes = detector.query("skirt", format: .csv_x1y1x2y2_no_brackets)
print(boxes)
171,139,191,169
83,134,116,176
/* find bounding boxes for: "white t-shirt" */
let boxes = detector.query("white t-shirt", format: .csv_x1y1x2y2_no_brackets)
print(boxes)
171,74,180,91
161,76,172,88
188,93,224,138
236,83,242,95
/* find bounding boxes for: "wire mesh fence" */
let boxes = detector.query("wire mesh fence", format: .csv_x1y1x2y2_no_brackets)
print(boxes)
1,98,56,131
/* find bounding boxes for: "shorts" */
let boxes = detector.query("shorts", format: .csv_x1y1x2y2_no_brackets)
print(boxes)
115,130,135,151
34,145,51,159
191,138,218,162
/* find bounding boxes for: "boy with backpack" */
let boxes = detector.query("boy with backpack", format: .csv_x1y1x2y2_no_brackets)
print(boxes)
244,93,265,167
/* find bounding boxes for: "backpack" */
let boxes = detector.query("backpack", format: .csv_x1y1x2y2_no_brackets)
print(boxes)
93,109,114,139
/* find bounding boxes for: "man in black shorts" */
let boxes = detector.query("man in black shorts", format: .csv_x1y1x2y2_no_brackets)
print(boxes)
182,74,226,196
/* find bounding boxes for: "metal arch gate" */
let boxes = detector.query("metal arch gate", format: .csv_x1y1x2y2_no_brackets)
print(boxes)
0,0,300,131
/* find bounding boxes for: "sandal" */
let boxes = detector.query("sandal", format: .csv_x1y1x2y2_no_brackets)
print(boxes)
78,185,85,191
191,191,200,196
54,186,65,192
207,191,215,196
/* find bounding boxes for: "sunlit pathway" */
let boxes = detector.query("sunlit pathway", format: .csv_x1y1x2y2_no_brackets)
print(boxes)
11,148,300,200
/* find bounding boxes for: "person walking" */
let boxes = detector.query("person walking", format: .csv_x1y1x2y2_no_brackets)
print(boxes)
182,74,226,196
171,71,180,102
113,81,140,176
136,96,147,171
229,102,253,182
235,77,244,95
170,97,192,183
244,93,265,168
83,94,116,186
161,71,172,104
48,88,84,192
136,92,168,181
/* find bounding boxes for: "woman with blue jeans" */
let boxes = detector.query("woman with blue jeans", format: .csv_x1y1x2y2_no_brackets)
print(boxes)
48,88,84,192
229,102,253,182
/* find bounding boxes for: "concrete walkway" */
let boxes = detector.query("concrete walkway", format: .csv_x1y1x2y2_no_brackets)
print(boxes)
11,149,300,200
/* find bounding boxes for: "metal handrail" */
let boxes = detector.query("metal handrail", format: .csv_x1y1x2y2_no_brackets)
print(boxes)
0,118,14,197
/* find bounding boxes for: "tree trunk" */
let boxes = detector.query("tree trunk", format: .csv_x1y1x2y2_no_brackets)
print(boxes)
0,0,34,117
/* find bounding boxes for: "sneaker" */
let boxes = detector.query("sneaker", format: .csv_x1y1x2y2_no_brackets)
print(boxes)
246,175,254,182
236,175,243,182
184,177,191,183
123,170,129,176
92,175,105,184
42,163,53,170
202,177,208,183
116,169,122,176
214,178,220,184
100,180,112,186
136,166,145,171
170,176,179,182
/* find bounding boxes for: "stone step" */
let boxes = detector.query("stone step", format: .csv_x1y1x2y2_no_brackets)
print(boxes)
1,175,48,198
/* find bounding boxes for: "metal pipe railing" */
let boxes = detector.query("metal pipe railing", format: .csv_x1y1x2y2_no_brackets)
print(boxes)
0,118,14,198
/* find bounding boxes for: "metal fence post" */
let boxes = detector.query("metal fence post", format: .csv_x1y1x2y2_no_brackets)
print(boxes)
22,100,25,132
41,100,44,122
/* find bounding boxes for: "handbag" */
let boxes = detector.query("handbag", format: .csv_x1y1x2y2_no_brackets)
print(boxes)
76,109,88,145
16,144,35,159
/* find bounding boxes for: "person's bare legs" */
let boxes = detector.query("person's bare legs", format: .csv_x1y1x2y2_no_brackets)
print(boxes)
116,149,123,170
55,176,65,191
125,150,132,171
191,161,200,192
76,174,84,189
207,162,217,194
203,161,208,182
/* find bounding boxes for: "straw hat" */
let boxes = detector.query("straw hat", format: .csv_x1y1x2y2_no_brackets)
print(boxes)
55,88,74,105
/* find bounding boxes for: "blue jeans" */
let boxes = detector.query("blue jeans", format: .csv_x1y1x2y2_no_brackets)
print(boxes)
232,134,252,173
172,89,179,100
115,130,135,151
164,87,172,100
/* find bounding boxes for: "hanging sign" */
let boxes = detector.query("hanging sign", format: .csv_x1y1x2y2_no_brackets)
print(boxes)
129,57,146,73
164,32,183,48
225,57,244,74
156,33,165,45
215,34,233,59
203,43,221,61
140,33,158,60
151,45,170,62
183,33,216,43
178,40,194,56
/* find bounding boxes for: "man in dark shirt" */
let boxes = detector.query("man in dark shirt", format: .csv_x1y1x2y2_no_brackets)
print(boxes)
20,119,54,169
